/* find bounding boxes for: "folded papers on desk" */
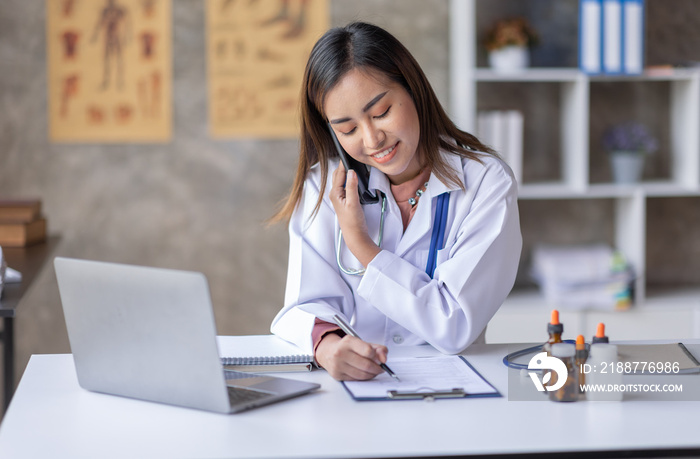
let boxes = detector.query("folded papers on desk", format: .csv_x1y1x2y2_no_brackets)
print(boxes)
618,343,700,374
342,355,500,401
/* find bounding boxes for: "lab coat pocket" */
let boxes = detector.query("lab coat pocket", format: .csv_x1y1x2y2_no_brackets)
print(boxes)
434,242,455,272
413,249,429,274
415,241,454,276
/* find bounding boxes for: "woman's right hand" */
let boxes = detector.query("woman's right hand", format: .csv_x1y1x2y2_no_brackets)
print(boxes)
315,333,389,381
329,162,381,268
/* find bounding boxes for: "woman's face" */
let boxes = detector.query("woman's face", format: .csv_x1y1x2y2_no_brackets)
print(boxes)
324,68,422,185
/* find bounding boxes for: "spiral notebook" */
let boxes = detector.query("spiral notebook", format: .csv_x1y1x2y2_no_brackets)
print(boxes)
217,335,314,372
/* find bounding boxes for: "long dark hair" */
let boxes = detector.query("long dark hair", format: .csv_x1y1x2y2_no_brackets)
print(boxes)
273,21,495,222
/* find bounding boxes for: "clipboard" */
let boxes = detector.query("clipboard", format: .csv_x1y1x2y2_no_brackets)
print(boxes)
341,355,501,401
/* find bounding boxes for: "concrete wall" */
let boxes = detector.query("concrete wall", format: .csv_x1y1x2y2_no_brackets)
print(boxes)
0,0,449,395
1,0,699,400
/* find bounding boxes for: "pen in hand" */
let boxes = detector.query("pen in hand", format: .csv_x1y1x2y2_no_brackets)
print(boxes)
333,314,400,382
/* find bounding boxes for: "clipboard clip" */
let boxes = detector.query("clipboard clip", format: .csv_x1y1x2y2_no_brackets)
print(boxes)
387,388,465,401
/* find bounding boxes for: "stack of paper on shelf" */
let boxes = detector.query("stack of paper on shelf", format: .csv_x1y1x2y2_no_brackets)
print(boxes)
476,110,523,184
0,198,47,247
579,0,645,75
531,244,634,310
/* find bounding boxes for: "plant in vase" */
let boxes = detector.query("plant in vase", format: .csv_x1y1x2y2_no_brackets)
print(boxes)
602,121,658,184
484,17,538,74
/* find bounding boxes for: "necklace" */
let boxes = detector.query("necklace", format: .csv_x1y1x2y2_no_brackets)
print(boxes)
408,181,429,207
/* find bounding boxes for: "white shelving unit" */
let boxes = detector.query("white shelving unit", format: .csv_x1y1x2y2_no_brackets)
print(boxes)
449,0,700,339
449,0,700,303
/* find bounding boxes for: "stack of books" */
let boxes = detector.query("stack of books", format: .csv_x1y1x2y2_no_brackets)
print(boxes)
531,243,634,311
476,110,523,184
0,199,47,247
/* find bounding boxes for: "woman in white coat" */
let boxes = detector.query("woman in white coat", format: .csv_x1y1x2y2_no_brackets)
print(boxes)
271,22,522,381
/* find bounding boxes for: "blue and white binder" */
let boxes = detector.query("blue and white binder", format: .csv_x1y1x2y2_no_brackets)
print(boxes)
579,0,602,74
622,0,645,74
602,0,623,74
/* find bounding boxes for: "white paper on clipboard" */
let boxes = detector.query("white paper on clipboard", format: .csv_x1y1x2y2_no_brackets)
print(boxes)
342,355,498,400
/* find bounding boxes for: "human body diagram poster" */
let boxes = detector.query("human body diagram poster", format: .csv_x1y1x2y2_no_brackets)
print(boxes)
47,0,172,142
207,0,328,138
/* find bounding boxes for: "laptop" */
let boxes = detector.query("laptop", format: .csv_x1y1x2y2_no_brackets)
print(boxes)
54,257,320,414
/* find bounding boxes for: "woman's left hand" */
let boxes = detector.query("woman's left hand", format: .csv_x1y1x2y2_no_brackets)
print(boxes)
330,162,381,267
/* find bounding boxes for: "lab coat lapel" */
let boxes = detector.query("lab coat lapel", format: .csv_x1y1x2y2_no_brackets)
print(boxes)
393,152,465,257
393,192,432,257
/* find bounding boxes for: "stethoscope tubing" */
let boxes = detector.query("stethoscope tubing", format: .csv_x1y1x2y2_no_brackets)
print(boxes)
336,192,387,276
336,191,450,279
502,339,584,370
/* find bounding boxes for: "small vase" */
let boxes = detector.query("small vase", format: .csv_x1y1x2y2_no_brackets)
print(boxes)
488,46,529,74
610,150,645,184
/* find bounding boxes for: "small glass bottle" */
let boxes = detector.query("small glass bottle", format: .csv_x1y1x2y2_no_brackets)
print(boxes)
575,335,588,395
542,309,563,356
549,343,578,402
585,343,623,401
592,322,609,344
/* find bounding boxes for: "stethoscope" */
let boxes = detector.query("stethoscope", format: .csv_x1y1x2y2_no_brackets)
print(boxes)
336,191,451,279
502,340,585,370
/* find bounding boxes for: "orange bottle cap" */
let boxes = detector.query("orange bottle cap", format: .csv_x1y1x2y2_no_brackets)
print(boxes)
576,335,585,350
550,309,560,325
596,323,606,338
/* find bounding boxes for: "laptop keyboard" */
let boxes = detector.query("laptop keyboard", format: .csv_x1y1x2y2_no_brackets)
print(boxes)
226,386,271,405
224,369,260,380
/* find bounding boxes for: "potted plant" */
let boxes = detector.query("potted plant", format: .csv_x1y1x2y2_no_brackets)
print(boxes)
484,17,538,74
602,121,658,184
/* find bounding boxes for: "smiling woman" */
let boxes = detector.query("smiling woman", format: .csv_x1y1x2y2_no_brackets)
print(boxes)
324,68,422,184
270,21,523,382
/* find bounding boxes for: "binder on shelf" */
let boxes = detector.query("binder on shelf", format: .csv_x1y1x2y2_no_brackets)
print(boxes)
622,0,644,74
602,0,623,74
579,0,602,74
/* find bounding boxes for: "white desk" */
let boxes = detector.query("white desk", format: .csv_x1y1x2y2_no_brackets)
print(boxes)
1,341,699,458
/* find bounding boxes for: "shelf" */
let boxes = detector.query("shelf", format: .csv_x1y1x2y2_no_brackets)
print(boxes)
475,67,700,83
590,68,700,82
518,181,700,200
590,181,700,198
504,286,700,310
518,182,582,199
475,68,583,82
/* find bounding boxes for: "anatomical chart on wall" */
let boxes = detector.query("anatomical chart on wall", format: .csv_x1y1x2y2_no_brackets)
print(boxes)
47,0,172,142
207,0,328,138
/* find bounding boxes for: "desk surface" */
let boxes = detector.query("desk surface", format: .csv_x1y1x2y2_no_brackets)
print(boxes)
0,341,699,458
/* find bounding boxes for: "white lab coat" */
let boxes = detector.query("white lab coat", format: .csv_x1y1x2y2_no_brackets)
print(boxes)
271,151,522,355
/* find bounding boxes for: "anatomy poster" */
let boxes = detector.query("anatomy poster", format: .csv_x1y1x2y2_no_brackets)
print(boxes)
47,0,172,142
207,0,328,138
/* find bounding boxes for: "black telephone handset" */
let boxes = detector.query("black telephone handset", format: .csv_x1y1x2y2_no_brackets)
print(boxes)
328,123,379,205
